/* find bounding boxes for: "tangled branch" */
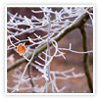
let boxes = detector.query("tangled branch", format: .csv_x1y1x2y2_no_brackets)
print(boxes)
7,7,93,93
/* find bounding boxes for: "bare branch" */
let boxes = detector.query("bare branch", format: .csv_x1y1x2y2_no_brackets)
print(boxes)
80,25,93,93
7,9,93,72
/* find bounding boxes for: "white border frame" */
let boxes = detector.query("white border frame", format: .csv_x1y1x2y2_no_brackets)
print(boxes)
5,5,95,95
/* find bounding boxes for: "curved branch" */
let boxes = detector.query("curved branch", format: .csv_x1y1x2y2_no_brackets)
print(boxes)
7,9,93,72
80,25,93,93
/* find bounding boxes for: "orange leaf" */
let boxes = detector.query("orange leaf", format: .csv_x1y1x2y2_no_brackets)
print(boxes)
87,7,91,10
17,43,26,55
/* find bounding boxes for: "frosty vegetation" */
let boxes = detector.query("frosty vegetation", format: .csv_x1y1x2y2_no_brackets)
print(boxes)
7,7,93,93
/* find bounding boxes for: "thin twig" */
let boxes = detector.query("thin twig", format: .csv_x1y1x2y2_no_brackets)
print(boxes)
46,14,51,93
28,65,35,93
7,10,92,72
11,50,36,93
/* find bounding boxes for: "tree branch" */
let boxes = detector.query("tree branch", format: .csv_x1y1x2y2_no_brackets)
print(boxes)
28,65,35,93
80,25,93,93
7,9,92,72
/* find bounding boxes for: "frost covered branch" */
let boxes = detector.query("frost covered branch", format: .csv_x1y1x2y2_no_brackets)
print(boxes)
7,7,93,72
7,7,93,93
7,66,84,93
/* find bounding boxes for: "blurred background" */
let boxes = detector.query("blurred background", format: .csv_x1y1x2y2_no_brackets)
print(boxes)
7,7,93,93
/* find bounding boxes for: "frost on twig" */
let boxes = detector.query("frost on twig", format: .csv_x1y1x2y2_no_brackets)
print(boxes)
7,66,84,93
7,7,93,93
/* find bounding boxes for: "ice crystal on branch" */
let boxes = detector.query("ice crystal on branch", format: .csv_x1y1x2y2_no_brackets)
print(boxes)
7,7,93,93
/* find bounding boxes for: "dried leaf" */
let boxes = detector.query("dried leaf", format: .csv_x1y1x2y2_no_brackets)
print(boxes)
17,43,26,55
